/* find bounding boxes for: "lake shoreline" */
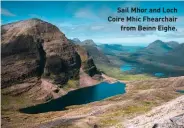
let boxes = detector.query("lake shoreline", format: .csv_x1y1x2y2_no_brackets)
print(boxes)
64,73,126,97
20,79,126,114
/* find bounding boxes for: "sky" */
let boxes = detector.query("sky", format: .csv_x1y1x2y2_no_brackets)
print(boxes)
1,1,184,46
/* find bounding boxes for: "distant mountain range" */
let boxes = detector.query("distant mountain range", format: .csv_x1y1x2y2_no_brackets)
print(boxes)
72,38,97,46
72,37,184,74
119,40,184,71
154,43,184,66
139,40,179,55
98,44,143,55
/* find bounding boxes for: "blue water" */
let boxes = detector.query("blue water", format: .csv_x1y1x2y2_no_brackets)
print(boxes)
120,64,134,71
120,63,166,78
154,73,165,77
20,82,126,114
176,90,184,94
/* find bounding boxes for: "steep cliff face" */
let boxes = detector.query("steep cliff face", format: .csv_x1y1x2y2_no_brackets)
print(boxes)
74,44,101,77
1,18,81,88
1,35,46,88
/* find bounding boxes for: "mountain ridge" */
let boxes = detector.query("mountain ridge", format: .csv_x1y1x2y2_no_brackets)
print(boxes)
1,18,100,88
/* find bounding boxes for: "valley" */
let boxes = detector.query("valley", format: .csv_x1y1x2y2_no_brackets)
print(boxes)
1,18,184,128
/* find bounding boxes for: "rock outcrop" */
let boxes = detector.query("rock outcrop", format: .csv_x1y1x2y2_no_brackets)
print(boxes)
155,114,184,128
75,45,101,77
1,18,81,88
124,95,184,128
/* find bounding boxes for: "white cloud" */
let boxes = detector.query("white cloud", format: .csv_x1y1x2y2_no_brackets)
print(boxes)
74,7,98,20
90,34,184,45
1,8,16,17
58,2,184,45
90,25,105,30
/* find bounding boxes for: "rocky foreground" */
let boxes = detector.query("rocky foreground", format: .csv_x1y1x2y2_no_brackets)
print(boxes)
124,95,184,128
1,76,184,128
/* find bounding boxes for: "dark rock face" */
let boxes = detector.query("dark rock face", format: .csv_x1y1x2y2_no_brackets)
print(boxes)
44,42,81,84
1,18,81,87
1,35,46,88
83,57,100,77
74,45,100,77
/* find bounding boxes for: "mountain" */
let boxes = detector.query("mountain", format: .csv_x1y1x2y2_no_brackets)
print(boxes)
117,40,184,75
127,40,181,61
81,40,110,65
168,43,184,56
165,41,179,48
156,43,184,66
72,39,97,46
143,43,184,67
1,18,99,88
72,38,81,44
74,45,101,77
70,39,110,66
82,39,97,46
142,40,173,55
98,44,143,55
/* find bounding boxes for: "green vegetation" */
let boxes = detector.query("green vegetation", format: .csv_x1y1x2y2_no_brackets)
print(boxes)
63,80,79,91
98,102,153,127
96,63,154,81
1,94,35,111
98,95,163,126
133,84,152,90
99,118,120,126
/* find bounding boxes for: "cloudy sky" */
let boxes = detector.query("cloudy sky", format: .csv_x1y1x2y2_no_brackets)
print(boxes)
1,1,184,45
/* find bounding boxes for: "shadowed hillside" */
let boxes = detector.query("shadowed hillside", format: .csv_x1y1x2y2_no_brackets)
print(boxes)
71,39,111,67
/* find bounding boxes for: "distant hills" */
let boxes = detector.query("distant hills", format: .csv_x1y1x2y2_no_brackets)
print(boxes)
117,40,184,72
166,41,180,48
98,44,143,55
72,37,183,71
155,43,184,66
71,38,110,66
72,38,97,46
72,38,81,44
82,39,97,46
139,40,183,66
139,40,179,55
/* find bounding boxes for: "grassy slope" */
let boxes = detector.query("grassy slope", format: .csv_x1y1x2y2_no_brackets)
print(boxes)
96,63,154,81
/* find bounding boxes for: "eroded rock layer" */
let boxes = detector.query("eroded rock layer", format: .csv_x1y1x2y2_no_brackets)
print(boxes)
1,18,81,87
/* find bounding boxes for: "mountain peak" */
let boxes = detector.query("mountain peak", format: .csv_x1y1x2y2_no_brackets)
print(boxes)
72,38,81,43
152,40,164,44
29,18,43,21
144,40,172,55
82,39,96,46
1,18,64,44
